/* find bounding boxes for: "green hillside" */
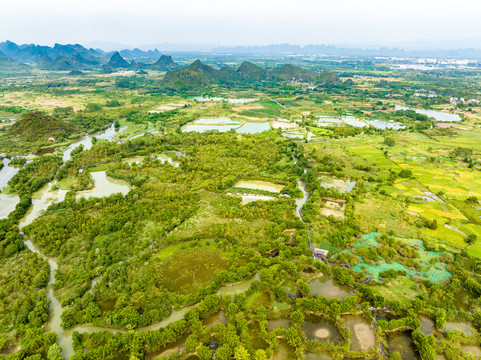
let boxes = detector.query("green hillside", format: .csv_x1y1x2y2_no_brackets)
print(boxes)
9,111,80,143
234,60,269,81
271,63,317,82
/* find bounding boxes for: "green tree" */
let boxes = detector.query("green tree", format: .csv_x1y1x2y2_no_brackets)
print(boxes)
399,169,413,178
466,234,477,245
47,343,62,360
234,345,250,360
384,137,395,147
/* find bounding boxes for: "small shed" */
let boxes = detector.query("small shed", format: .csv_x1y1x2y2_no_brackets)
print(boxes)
312,248,329,259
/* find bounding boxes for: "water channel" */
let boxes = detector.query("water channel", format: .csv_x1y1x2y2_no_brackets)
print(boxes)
1,124,272,359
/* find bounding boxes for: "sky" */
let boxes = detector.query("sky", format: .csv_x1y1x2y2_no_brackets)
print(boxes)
1,0,481,49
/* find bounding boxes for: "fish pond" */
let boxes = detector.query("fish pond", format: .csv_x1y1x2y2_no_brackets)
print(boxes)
365,119,405,130
303,315,341,345
182,117,270,134
309,276,354,299
315,115,404,130
341,315,376,352
395,105,462,122
386,331,420,360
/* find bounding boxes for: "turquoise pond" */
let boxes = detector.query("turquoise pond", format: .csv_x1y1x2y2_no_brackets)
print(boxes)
343,233,452,283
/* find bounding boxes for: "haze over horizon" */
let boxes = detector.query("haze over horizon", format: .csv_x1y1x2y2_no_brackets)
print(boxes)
2,0,481,50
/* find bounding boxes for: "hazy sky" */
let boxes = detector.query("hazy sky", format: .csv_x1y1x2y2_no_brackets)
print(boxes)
1,0,481,48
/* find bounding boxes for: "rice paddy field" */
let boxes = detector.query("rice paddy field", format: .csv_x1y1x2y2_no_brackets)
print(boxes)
335,128,481,252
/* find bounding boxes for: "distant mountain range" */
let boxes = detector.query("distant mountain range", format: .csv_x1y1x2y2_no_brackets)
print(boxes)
2,40,481,74
0,41,180,71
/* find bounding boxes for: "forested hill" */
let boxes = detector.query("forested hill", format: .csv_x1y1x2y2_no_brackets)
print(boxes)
9,111,80,143
162,59,340,88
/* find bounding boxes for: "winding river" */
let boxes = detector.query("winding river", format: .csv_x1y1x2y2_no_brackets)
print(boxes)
1,125,265,359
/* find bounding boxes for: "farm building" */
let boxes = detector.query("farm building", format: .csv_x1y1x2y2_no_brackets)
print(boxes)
312,248,329,259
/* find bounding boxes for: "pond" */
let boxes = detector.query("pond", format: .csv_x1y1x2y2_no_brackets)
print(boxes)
419,315,435,335
190,96,259,103
316,116,343,124
236,121,270,134
182,124,240,133
342,315,376,351
248,323,269,350
303,315,341,345
395,105,462,122
182,119,270,134
193,117,242,125
305,353,332,360
452,288,476,310
282,130,306,138
443,321,476,336
190,96,225,102
309,276,354,299
267,319,290,332
460,345,481,357
234,180,284,193
0,194,20,219
365,119,405,130
76,171,131,200
386,331,420,360
272,343,295,360
343,116,368,128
